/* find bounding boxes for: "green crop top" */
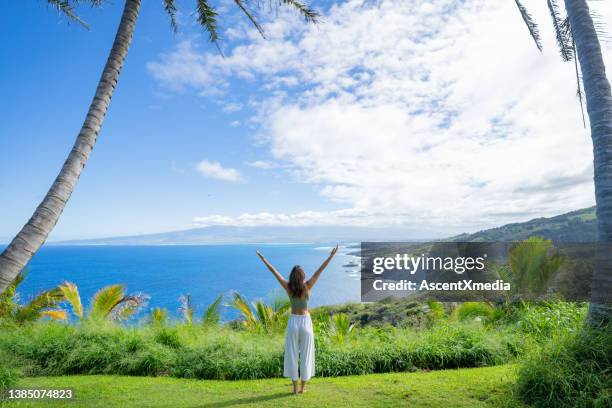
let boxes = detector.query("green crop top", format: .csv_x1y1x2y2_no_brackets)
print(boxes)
290,293,309,309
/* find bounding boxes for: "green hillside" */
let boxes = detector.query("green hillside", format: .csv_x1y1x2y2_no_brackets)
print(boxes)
452,207,596,242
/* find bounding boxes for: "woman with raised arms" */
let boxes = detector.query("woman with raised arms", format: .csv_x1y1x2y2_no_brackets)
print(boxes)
256,244,339,394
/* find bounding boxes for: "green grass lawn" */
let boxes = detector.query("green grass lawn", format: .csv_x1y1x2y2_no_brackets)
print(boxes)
4,365,525,408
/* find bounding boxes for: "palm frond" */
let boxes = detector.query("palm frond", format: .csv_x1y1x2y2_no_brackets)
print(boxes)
14,287,65,323
588,9,610,42
571,35,587,128
110,293,149,322
178,294,194,325
163,0,178,32
508,237,565,296
90,284,125,320
150,307,168,325
59,281,83,320
231,292,257,328
254,300,274,330
234,0,266,38
547,0,574,61
202,294,223,326
514,0,542,52
279,0,319,23
47,0,90,29
0,273,25,319
41,309,68,321
326,313,354,344
196,0,222,53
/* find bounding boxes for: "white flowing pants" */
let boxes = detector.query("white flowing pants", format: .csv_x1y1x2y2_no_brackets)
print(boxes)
284,314,315,381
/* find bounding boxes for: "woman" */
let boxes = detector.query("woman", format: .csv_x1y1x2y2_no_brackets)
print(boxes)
256,245,339,394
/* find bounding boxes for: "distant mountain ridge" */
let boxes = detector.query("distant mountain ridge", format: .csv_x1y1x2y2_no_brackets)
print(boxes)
55,207,597,245
54,225,447,245
451,207,596,243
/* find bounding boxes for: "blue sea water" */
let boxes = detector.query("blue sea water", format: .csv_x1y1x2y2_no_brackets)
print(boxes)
12,244,361,321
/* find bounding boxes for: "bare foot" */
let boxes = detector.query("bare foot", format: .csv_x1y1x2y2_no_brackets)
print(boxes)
299,380,308,394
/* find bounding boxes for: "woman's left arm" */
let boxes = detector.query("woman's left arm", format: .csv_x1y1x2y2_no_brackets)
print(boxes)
256,250,289,291
306,244,339,289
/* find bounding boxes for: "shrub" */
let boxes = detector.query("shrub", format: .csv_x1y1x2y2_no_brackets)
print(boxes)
513,302,585,338
516,326,612,408
324,313,355,344
454,302,494,322
0,320,522,380
0,302,586,381
0,364,17,391
153,327,182,349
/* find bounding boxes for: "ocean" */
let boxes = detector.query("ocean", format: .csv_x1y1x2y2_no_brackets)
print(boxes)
11,244,361,321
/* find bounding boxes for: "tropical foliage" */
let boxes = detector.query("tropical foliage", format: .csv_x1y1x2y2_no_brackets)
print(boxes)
0,273,65,323
0,302,587,381
516,324,611,407
496,237,565,298
231,292,290,333
149,307,168,325
202,294,223,327
0,274,149,324
324,313,355,344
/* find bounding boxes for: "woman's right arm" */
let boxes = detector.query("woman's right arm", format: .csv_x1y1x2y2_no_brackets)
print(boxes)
306,244,338,289
256,250,289,291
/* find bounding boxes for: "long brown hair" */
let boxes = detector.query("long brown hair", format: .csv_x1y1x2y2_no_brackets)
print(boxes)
288,265,307,298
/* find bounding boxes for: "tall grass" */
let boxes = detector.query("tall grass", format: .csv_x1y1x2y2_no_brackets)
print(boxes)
516,326,611,408
0,302,589,382
0,320,521,380
0,363,17,391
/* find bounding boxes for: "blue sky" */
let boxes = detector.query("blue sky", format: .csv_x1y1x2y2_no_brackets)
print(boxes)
1,0,340,241
1,0,610,242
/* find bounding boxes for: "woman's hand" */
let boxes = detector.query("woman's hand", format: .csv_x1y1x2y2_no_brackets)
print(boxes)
256,250,289,290
330,244,339,257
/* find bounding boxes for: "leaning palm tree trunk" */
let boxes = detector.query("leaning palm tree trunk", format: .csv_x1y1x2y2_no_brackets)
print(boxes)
0,0,141,294
564,0,612,326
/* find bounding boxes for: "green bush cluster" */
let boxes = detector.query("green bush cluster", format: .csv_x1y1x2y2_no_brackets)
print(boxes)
316,323,511,376
0,320,521,380
0,363,17,391
516,325,611,408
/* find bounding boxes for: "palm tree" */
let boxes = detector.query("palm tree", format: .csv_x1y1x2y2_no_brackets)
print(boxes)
514,0,612,326
0,0,319,295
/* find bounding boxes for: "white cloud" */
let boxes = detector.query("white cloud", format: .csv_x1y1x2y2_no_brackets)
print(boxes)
151,0,612,230
229,120,241,127
194,208,380,227
223,103,243,112
246,160,280,169
146,40,226,95
195,160,242,182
